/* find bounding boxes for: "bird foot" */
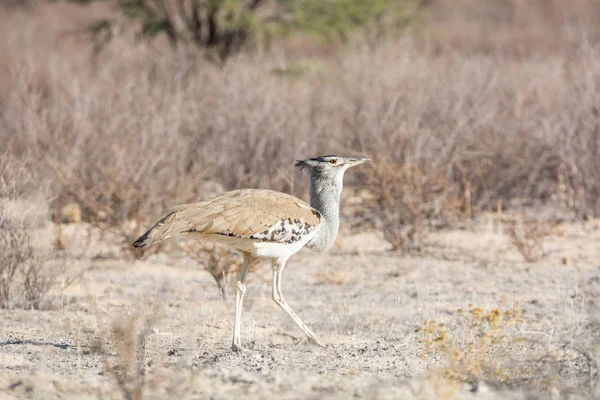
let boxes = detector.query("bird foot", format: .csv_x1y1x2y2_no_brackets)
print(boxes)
231,343,250,352
307,335,325,347
294,334,325,347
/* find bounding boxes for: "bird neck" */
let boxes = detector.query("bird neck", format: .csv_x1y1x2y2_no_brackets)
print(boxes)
307,171,343,252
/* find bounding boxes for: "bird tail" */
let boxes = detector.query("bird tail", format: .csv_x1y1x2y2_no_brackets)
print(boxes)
132,228,155,248
132,211,183,248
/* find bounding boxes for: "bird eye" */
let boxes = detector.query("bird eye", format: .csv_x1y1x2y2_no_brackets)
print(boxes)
328,159,338,165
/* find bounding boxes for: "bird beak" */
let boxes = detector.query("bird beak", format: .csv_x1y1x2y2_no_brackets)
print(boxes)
348,157,370,166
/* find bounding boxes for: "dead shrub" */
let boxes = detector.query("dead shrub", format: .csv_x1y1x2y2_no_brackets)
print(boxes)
417,301,597,395
49,160,192,260
100,310,197,400
178,240,243,300
0,225,30,308
316,271,349,285
101,309,196,400
20,251,64,310
417,302,524,389
104,314,153,400
177,240,272,299
365,161,463,251
504,216,558,262
425,0,600,58
0,157,76,309
0,221,71,309
0,156,39,220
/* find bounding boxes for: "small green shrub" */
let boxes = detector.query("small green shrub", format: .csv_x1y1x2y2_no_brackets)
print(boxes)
65,0,426,59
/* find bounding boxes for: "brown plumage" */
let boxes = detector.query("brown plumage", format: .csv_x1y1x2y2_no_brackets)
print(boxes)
133,189,321,248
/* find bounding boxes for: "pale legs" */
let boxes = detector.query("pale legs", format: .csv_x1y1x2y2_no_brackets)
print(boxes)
232,254,255,351
272,258,324,346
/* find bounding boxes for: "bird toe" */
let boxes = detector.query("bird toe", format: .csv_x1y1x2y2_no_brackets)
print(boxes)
231,343,251,352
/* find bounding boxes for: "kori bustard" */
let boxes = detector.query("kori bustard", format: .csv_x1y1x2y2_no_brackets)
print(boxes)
133,155,369,351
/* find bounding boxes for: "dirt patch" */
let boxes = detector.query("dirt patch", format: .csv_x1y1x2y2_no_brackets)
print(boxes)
1,216,599,399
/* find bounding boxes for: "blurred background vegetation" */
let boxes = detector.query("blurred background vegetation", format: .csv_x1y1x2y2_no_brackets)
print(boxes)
1,0,600,252
55,0,428,60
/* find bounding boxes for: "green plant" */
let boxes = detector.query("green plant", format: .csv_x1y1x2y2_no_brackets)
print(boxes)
279,0,420,41
66,0,426,59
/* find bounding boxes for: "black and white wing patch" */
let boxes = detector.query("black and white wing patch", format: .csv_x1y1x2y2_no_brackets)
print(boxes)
250,216,320,244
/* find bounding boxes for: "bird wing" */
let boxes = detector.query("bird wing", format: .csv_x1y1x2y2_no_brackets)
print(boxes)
133,189,321,247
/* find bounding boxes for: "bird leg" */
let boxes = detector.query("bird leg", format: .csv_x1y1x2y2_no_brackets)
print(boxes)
232,255,253,352
272,259,324,347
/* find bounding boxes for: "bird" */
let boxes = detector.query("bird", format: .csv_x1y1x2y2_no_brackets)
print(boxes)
132,155,369,351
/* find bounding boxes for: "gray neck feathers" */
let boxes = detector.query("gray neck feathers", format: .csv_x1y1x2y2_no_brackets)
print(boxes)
306,170,344,252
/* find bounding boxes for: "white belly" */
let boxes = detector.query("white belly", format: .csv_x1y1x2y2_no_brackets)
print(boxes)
251,229,317,260
199,228,318,262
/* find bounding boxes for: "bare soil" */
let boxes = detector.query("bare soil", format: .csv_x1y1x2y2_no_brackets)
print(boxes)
1,214,599,399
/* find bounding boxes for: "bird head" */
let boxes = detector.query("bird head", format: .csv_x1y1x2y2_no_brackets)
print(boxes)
295,155,369,178
296,155,370,223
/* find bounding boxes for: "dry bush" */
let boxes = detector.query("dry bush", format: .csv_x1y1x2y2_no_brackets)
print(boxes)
365,161,463,251
178,240,243,300
0,156,38,213
0,225,30,308
178,240,272,299
316,271,349,285
102,312,195,400
417,302,598,396
1,1,600,259
0,212,71,310
425,0,600,58
50,163,173,260
104,315,153,400
0,157,77,309
0,158,35,308
0,10,321,256
20,249,68,310
417,302,525,390
504,216,558,263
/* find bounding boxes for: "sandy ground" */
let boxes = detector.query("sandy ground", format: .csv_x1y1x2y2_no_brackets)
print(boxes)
1,213,600,399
